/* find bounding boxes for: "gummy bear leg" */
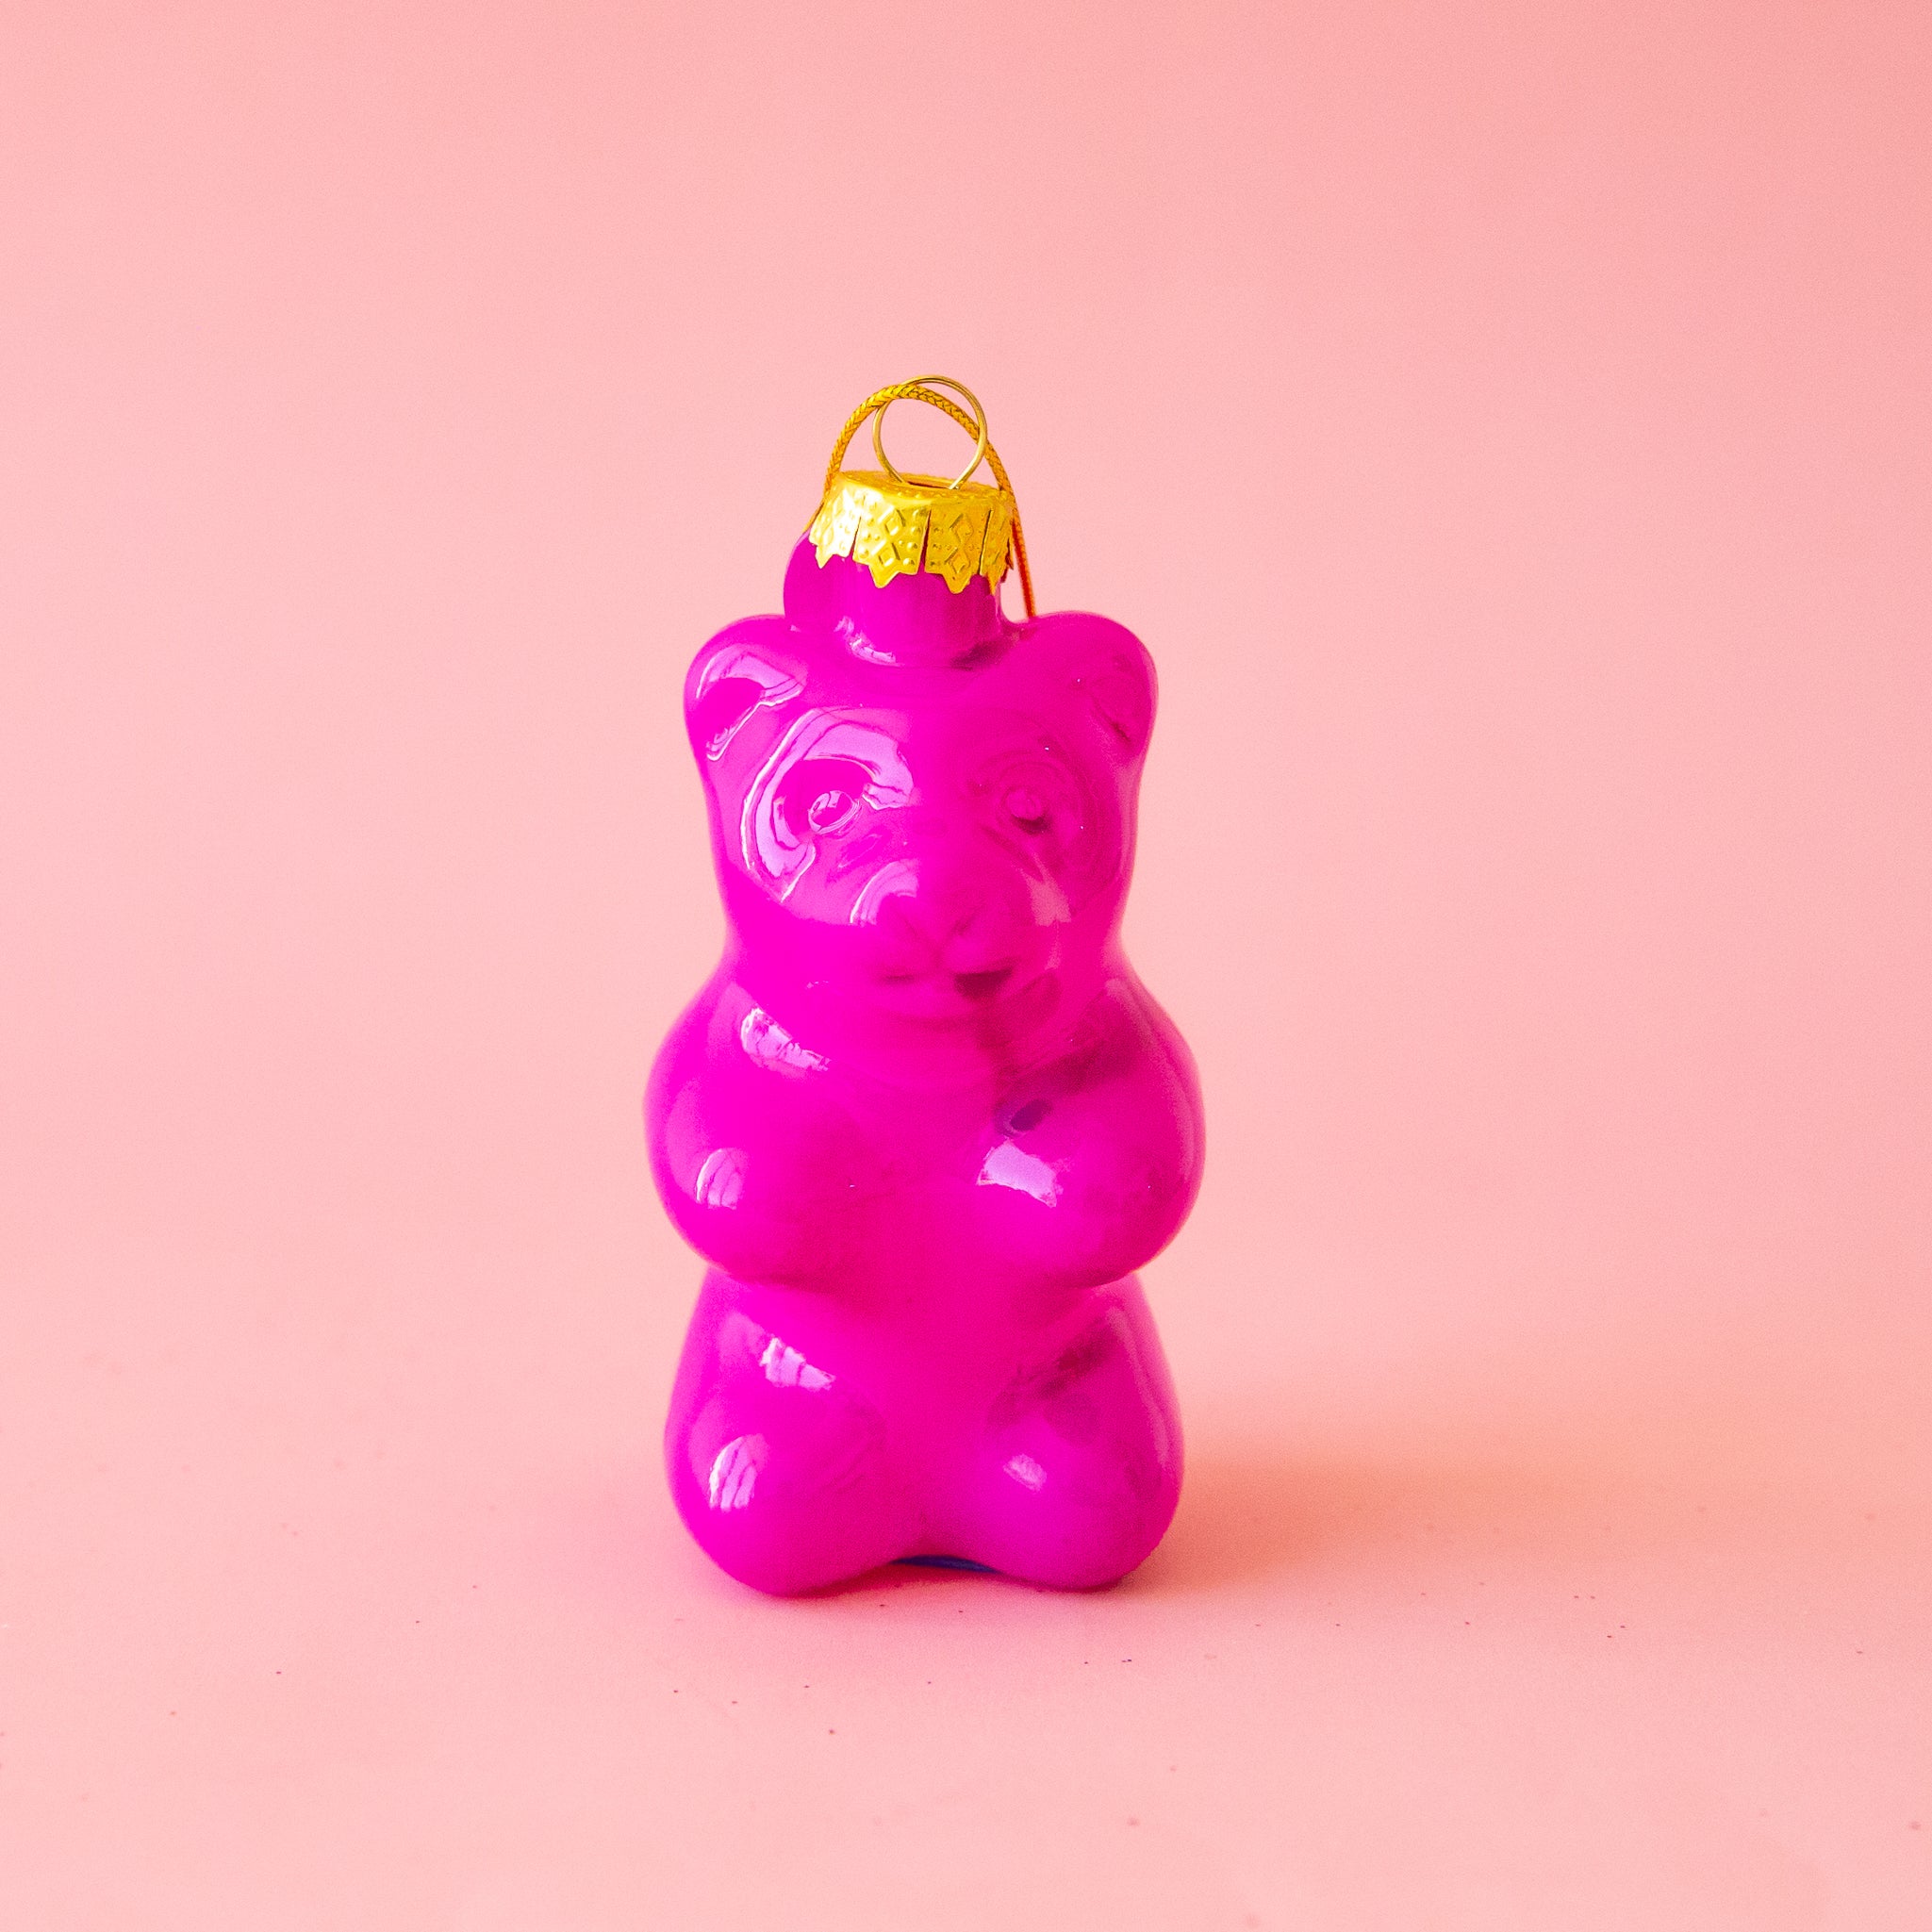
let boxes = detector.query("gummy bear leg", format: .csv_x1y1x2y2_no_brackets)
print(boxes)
955,1280,1182,1590
665,1274,915,1595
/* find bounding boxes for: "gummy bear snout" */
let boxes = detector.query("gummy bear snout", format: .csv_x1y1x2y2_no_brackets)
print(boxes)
860,860,1055,1007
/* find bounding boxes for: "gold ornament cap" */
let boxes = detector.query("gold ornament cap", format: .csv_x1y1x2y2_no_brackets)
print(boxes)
806,376,1035,618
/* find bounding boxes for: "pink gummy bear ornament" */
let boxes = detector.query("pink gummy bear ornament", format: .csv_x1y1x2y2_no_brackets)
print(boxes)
647,378,1204,1593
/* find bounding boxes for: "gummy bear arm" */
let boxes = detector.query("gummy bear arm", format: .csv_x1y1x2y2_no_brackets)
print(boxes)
646,990,875,1291
973,979,1204,1284
646,1103,851,1290
1058,1065,1204,1279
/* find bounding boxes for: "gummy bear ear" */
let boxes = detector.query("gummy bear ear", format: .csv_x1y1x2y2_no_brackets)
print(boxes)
685,619,803,763
1032,613,1156,758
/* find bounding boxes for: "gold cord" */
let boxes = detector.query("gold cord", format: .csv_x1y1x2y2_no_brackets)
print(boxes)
820,379,1035,619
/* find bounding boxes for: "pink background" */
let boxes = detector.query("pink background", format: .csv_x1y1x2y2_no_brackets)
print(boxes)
3,3,1928,1924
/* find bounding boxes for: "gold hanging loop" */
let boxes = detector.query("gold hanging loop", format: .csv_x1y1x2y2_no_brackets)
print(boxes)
871,374,988,488
817,376,1036,619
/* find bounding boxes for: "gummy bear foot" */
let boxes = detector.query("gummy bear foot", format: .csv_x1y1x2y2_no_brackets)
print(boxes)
954,1283,1182,1590
665,1281,915,1595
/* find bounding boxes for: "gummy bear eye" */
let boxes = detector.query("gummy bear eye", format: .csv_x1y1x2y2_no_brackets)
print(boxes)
807,788,859,835
1004,785,1050,834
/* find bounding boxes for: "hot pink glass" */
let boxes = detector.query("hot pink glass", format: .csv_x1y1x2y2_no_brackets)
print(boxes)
647,538,1204,1593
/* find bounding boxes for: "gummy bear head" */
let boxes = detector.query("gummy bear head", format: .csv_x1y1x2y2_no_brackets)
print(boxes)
683,538,1156,1032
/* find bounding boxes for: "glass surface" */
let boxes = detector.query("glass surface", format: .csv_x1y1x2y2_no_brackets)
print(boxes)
647,539,1204,1593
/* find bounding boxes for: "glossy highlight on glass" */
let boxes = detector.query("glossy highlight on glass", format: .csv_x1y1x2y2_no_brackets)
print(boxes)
647,527,1204,1594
